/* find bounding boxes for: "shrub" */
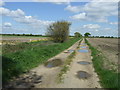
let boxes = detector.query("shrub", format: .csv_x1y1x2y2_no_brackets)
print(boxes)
84,32,91,37
74,32,82,38
47,21,71,43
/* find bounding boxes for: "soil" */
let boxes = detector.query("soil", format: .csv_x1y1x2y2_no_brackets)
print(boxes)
87,38,119,71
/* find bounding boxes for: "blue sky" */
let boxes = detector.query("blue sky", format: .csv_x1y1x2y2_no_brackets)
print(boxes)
0,0,118,36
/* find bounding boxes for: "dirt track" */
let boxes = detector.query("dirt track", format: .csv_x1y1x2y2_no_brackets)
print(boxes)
50,39,101,88
87,38,119,71
5,39,101,88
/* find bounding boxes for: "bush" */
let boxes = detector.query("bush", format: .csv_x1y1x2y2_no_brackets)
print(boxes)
74,32,82,38
84,32,91,37
47,21,71,43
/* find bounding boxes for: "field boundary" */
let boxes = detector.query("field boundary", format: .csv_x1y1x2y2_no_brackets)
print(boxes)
85,38,119,88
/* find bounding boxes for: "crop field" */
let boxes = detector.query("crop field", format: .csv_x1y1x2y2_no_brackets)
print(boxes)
0,36,49,45
1,36,48,41
87,38,119,72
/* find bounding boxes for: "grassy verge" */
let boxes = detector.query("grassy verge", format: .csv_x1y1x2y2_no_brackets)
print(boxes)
77,38,83,49
85,38,119,88
2,38,80,84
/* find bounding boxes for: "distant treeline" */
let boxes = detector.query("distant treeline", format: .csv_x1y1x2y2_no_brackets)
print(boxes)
0,34,75,37
89,36,119,38
1,34,42,36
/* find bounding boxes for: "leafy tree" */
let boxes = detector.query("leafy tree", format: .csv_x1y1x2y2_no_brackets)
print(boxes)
84,32,91,37
47,21,71,43
100,36,104,38
30,34,32,36
23,33,25,36
74,32,82,38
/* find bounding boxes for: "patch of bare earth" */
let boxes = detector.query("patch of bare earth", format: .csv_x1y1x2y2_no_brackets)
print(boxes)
87,38,119,72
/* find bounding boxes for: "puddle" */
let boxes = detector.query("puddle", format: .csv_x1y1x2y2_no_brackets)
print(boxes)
44,59,63,68
80,46,87,48
81,43,86,45
77,61,91,65
68,50,74,53
78,49,88,53
76,71,91,79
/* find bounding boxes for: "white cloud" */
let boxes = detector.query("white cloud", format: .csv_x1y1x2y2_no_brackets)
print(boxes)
34,0,71,5
95,29,98,32
2,22,12,32
3,22,12,27
109,22,118,25
0,1,5,6
83,24,101,29
10,9,25,17
0,8,10,15
0,7,25,17
33,0,119,2
14,16,37,24
68,1,118,22
52,2,70,5
14,15,54,27
104,28,112,30
65,5,80,13
70,13,87,20
34,0,71,2
0,7,54,30
91,0,119,2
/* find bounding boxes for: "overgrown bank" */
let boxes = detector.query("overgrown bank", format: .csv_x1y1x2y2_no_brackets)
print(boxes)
85,38,119,88
2,38,80,84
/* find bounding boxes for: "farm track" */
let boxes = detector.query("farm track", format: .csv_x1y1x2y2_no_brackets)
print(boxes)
5,39,101,88
48,39,101,88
